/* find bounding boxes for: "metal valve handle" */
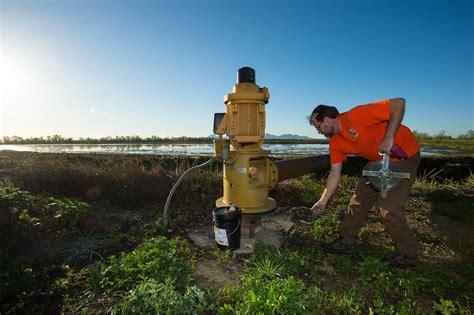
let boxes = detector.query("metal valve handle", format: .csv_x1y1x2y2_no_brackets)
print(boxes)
362,153,410,199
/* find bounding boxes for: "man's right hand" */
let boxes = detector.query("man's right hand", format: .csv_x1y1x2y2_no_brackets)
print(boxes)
309,200,326,220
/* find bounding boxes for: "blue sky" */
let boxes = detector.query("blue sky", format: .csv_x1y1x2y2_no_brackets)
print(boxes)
1,0,472,139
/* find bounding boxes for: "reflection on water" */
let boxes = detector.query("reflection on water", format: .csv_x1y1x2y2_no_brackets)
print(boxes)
0,143,459,156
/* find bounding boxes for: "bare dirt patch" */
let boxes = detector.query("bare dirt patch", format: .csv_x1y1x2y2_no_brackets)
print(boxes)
193,259,244,290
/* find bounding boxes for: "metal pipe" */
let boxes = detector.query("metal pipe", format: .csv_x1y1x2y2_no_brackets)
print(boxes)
275,154,368,182
275,155,330,182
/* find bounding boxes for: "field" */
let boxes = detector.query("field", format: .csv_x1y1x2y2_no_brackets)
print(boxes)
0,151,473,314
419,139,474,152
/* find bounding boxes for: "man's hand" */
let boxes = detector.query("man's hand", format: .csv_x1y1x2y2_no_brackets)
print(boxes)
309,200,326,220
378,137,394,154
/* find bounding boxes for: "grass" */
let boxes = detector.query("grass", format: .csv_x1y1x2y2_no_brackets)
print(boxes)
58,236,203,313
48,233,107,265
0,151,473,313
420,138,474,151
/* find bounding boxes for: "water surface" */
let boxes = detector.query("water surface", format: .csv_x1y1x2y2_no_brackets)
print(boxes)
0,143,460,157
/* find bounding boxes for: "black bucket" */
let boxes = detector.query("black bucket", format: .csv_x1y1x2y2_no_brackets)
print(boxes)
212,205,241,250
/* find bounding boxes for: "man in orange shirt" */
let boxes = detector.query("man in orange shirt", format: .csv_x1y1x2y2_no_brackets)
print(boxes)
309,98,421,267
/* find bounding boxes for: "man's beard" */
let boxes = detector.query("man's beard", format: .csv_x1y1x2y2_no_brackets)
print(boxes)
322,128,335,138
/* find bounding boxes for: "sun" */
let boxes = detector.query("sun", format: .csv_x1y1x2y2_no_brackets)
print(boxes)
1,53,34,92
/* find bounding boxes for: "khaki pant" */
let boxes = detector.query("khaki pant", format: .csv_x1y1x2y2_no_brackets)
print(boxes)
339,152,421,258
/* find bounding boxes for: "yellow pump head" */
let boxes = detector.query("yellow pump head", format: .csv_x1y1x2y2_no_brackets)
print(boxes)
213,67,277,214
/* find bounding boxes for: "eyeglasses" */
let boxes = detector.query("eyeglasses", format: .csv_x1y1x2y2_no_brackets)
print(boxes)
314,120,324,131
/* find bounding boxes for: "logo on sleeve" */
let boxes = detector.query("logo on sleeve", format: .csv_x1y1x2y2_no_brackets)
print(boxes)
349,128,359,138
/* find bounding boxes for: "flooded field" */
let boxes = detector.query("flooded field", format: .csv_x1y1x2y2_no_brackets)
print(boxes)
0,143,460,156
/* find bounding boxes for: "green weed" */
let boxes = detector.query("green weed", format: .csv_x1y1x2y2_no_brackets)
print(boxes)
210,248,235,267
353,255,465,301
324,253,354,275
369,298,421,314
293,174,325,205
219,273,308,314
306,286,366,314
433,297,472,315
0,251,33,306
0,250,58,315
117,278,211,314
60,237,196,313
45,197,91,229
2,153,474,314
0,184,37,205
253,242,312,276
465,171,474,188
251,256,285,279
337,175,358,194
312,214,340,242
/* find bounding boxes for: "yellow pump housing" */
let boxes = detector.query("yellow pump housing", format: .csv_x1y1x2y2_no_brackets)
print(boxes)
214,67,278,214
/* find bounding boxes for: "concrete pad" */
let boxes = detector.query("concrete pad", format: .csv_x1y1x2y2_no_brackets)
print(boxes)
187,208,295,254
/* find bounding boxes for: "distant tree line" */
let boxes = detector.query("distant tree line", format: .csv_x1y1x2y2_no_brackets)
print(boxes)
412,130,474,140
0,135,214,144
1,131,472,144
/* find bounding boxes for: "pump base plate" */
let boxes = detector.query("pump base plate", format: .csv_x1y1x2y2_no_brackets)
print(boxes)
216,197,276,214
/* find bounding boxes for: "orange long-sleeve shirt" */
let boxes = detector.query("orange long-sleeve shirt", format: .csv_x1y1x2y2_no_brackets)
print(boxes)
329,99,420,164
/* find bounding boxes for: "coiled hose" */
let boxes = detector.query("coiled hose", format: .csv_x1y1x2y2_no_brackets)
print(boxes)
162,157,218,226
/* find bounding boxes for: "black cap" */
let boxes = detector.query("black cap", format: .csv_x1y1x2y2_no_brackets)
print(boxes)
237,67,255,84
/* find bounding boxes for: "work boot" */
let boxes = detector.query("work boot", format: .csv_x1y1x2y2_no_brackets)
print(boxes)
389,254,418,268
322,237,352,254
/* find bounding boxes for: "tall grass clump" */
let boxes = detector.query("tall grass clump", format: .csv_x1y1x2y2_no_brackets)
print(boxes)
414,169,474,222
48,233,108,266
59,236,210,313
464,170,474,189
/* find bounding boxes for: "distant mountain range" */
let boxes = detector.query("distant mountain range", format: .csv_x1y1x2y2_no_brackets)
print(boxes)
208,133,313,140
264,133,313,140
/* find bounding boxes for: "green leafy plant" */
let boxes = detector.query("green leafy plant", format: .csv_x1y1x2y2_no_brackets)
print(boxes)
117,278,211,314
355,255,389,285
45,197,91,229
97,237,192,292
312,214,340,241
433,297,472,315
61,237,195,313
220,273,308,314
293,174,325,205
2,153,474,314
306,286,365,314
0,251,32,304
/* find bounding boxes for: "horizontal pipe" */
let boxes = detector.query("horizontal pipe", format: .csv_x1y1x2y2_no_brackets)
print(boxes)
275,155,368,182
275,155,330,182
